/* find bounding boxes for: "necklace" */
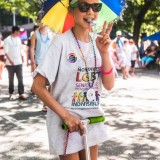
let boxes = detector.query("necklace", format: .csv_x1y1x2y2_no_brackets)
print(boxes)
72,29,97,88
11,36,18,47
39,30,49,43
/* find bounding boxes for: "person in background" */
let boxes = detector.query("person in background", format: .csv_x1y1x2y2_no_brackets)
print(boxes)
109,41,120,77
141,45,157,68
139,40,146,59
129,39,138,76
114,30,127,79
0,35,5,79
30,24,53,112
27,25,39,66
3,26,27,100
123,39,132,78
31,0,115,159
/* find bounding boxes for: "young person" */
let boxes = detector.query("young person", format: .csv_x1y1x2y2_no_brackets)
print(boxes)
4,26,27,100
0,36,5,80
32,0,115,159
129,39,138,76
30,24,52,112
114,30,127,79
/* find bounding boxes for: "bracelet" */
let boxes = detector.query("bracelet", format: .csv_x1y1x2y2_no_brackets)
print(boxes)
100,66,113,75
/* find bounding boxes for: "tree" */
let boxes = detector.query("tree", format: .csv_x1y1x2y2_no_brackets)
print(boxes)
0,0,42,21
117,0,160,45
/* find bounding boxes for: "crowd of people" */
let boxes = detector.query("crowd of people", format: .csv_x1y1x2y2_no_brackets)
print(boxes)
109,31,160,80
0,25,160,101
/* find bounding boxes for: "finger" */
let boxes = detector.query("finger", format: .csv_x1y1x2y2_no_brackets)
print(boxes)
100,21,107,35
106,23,114,34
79,123,84,135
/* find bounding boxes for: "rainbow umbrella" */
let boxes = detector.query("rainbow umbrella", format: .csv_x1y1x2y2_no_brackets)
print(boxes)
41,0,126,33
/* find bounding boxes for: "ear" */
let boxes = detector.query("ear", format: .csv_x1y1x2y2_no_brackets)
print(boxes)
68,6,73,15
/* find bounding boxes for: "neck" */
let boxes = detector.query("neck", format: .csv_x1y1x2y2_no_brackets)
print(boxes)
72,27,90,42
40,27,47,35
11,34,17,37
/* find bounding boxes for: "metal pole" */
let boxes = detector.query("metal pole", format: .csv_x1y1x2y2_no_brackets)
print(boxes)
13,12,16,26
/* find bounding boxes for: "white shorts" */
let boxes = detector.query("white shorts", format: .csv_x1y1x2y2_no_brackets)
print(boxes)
117,53,127,67
46,108,110,155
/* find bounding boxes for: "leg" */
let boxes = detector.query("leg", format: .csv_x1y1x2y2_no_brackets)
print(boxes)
125,65,131,78
131,60,135,76
59,152,80,160
121,66,127,79
79,145,98,160
141,57,147,68
6,65,15,94
15,65,24,95
0,65,2,79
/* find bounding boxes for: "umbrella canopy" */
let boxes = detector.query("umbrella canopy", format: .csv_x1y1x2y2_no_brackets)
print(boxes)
143,31,160,41
41,0,74,33
41,0,126,33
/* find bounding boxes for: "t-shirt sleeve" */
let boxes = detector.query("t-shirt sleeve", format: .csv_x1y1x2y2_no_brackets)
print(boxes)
3,39,9,53
133,45,138,52
33,37,62,85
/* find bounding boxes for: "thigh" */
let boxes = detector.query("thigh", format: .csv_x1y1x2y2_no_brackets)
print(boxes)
146,57,154,64
15,65,23,79
6,65,15,78
141,56,147,62
131,60,135,67
59,152,79,160
79,145,98,160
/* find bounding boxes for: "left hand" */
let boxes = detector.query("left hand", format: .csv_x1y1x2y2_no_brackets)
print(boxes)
96,21,113,54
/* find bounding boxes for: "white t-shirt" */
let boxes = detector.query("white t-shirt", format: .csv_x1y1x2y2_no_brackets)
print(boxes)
34,30,104,118
4,35,23,65
131,44,138,60
33,30,110,155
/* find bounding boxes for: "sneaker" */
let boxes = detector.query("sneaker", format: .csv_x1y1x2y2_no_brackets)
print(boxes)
19,94,27,100
9,94,15,100
42,105,47,112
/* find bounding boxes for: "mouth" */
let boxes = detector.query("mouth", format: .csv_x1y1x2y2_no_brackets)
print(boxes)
84,18,97,26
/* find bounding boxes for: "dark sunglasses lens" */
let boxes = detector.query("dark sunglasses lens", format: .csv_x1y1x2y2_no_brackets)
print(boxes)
92,3,102,12
78,3,90,12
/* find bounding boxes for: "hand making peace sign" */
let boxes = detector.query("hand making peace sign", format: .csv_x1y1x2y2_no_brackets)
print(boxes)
96,21,113,54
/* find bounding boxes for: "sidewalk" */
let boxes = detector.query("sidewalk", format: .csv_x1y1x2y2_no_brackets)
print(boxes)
0,65,160,160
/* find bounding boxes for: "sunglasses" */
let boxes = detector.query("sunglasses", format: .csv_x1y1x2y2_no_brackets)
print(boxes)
71,2,102,12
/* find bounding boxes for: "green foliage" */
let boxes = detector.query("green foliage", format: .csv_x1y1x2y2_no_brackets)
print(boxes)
0,0,42,21
117,0,160,37
0,0,159,42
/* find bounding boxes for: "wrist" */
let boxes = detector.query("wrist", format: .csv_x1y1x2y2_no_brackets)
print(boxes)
100,66,113,75
60,108,70,121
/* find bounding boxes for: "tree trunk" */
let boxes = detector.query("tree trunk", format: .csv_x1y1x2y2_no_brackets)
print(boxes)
133,0,155,46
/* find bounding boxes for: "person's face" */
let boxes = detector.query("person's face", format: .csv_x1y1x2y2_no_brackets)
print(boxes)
14,31,20,37
70,0,100,29
151,46,156,51
117,35,121,39
40,25,47,31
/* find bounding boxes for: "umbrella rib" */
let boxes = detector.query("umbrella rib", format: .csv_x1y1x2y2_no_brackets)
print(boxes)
60,1,67,8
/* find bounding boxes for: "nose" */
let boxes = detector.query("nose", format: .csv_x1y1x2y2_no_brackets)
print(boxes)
87,7,94,15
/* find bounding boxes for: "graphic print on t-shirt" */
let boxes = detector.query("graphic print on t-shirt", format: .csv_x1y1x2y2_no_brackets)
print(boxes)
67,53,77,63
71,66,101,109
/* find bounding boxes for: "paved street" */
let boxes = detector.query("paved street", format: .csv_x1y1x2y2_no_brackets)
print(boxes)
0,65,160,160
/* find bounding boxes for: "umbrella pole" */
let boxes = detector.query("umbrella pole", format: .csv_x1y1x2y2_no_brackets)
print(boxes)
82,120,91,160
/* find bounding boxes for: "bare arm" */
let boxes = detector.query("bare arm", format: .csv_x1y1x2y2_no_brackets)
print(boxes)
30,32,36,72
96,22,115,90
5,53,14,65
32,74,84,134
